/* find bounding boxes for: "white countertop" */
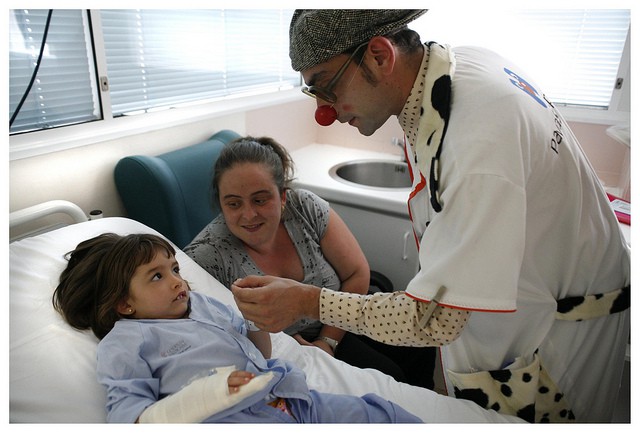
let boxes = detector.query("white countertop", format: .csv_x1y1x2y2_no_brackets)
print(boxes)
619,222,631,246
290,144,412,218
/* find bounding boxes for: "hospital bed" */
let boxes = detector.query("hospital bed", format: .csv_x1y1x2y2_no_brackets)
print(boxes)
9,200,520,423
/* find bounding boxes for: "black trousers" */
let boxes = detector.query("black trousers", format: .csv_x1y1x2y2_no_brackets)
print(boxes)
335,332,437,390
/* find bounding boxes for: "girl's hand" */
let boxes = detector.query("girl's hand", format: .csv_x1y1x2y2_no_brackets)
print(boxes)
227,370,256,394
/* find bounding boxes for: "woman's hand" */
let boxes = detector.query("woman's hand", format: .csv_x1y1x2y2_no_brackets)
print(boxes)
227,370,256,394
293,334,335,356
292,334,313,347
311,339,335,356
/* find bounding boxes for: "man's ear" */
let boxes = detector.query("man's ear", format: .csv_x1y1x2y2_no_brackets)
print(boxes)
366,36,396,75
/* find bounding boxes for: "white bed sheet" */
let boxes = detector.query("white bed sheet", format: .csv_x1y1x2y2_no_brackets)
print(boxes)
9,217,519,423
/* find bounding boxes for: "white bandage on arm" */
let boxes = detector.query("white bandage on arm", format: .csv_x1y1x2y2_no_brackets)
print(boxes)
138,366,274,423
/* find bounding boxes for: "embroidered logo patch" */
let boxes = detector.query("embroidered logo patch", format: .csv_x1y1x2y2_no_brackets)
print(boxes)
160,339,191,357
504,67,547,108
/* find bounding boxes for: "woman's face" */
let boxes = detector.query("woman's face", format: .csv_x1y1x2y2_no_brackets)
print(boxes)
218,162,285,251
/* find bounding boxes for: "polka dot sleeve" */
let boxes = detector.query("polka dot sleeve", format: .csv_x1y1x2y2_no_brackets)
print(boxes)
319,288,469,347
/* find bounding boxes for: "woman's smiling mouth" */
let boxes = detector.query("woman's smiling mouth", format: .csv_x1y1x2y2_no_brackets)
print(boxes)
242,223,263,232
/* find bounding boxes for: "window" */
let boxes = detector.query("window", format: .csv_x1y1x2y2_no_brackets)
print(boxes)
409,9,630,111
100,9,298,116
9,9,298,135
512,10,630,109
8,9,631,147
9,10,101,134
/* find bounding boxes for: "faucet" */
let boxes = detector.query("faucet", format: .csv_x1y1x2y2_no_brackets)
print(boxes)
391,137,406,162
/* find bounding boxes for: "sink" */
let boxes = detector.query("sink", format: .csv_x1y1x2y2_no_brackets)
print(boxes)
329,159,411,189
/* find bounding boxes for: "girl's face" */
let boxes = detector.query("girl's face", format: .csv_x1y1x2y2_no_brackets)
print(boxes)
218,162,285,251
118,249,190,320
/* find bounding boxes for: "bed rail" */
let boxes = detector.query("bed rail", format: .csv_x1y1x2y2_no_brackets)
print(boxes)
10,200,88,240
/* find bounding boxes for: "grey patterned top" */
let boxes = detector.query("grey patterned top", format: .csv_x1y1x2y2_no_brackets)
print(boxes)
184,189,340,339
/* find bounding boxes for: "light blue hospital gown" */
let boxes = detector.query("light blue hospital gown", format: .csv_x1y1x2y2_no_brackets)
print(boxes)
96,291,421,423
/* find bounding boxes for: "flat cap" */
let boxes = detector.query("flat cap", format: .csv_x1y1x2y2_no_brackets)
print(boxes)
289,9,427,71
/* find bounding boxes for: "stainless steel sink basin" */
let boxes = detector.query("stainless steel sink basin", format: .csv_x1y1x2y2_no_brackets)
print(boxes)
329,159,411,189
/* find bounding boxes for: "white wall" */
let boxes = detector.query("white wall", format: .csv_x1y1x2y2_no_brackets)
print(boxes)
569,122,631,199
8,98,317,239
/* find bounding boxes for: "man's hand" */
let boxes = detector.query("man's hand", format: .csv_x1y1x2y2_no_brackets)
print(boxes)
231,275,321,332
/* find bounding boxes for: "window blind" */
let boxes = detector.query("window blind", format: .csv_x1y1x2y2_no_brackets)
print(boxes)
514,9,630,108
410,9,630,109
100,9,299,116
9,9,630,137
9,9,100,134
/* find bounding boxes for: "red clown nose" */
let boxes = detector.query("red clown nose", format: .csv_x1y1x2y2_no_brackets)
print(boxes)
315,105,337,126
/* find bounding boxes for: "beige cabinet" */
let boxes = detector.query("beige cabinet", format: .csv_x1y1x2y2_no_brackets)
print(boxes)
329,201,419,291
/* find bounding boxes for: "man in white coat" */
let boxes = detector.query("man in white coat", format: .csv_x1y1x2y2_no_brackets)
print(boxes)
232,9,630,422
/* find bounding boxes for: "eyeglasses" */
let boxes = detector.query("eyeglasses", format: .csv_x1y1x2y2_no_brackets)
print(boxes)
301,42,368,104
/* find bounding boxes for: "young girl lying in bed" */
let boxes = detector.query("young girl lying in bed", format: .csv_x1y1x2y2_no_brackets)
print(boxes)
52,232,421,423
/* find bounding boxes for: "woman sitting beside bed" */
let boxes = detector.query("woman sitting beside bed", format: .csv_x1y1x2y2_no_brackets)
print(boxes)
184,136,436,389
52,232,421,423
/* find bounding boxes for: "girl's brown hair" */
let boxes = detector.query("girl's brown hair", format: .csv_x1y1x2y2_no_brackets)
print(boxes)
53,233,175,339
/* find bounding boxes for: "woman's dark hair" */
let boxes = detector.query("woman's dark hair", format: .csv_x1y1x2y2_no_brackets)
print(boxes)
212,136,295,204
52,233,175,339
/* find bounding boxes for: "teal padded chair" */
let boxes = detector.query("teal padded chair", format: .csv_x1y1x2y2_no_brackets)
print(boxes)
114,129,241,249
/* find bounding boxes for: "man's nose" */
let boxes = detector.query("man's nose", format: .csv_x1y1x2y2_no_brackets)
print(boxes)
315,105,338,126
